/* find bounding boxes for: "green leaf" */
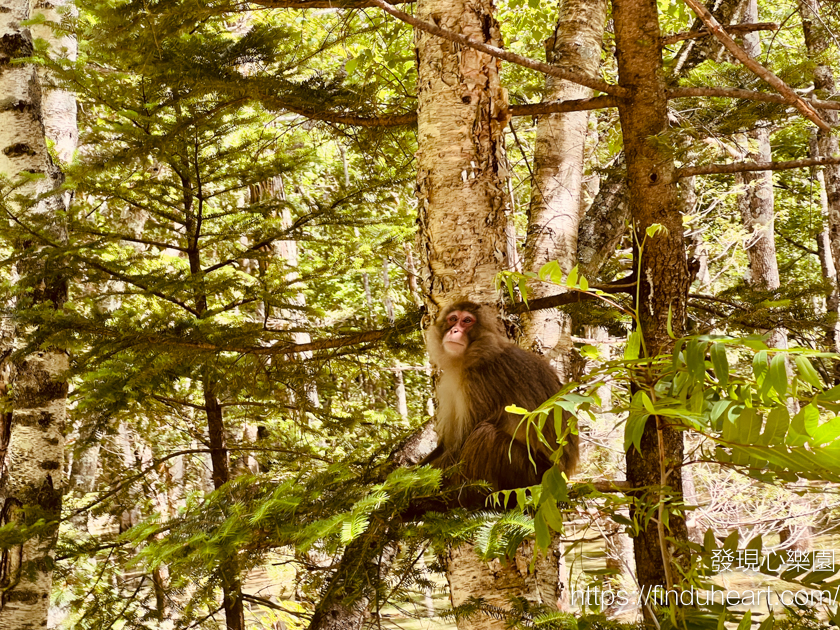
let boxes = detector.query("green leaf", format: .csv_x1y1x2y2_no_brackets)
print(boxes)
736,407,762,446
788,404,817,446
539,260,562,283
645,223,665,238
345,58,359,74
641,391,655,414
566,265,579,288
757,613,774,630
760,407,789,445
736,610,752,630
579,275,589,291
711,343,728,385
534,506,550,550
540,498,565,531
722,529,739,551
625,412,649,453
794,355,823,389
820,383,840,402
769,353,788,398
541,466,568,502
753,349,768,381
625,330,641,360
811,416,840,445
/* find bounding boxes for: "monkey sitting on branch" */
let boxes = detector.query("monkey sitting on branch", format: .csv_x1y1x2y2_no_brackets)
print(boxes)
423,300,578,495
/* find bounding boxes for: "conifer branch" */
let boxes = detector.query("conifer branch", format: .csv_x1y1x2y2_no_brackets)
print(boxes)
676,155,840,177
365,0,630,97
681,0,830,131
661,22,778,46
276,87,840,129
668,87,840,110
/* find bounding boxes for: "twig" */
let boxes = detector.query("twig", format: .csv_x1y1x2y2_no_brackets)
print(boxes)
365,0,629,97
681,0,830,131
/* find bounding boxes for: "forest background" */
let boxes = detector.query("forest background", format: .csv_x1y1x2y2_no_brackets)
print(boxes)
4,0,840,627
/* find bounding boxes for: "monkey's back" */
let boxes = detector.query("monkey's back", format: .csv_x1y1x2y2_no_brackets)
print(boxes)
461,343,579,479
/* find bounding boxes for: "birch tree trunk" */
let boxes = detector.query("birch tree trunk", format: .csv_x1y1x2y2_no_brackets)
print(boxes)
414,0,556,624
415,0,510,309
0,0,74,626
612,0,691,592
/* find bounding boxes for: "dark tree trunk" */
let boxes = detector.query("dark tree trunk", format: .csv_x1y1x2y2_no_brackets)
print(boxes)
612,0,690,591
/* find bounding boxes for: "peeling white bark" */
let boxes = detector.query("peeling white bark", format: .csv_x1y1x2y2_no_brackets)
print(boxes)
415,0,510,310
0,1,74,627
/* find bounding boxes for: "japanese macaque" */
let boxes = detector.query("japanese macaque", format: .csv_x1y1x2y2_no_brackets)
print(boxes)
423,300,578,491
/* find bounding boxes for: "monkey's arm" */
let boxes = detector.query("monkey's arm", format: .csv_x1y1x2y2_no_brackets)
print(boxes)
419,442,460,468
419,443,445,466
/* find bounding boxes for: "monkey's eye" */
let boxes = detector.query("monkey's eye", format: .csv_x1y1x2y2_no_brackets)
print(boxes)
463,317,473,324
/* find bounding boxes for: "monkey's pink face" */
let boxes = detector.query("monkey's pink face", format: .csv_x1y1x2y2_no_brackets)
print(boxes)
442,310,476,356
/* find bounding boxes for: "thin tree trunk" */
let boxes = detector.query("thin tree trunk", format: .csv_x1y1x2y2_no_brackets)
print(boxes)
0,1,74,627
799,0,840,381
612,0,690,593
736,0,786,354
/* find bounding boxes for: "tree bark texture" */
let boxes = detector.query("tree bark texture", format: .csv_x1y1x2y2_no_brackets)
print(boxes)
670,0,742,76
0,1,72,627
799,0,840,376
577,155,630,278
415,0,510,311
520,0,607,380
612,0,690,590
445,538,570,626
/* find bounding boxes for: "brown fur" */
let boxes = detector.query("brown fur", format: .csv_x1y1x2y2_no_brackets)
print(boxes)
424,301,579,492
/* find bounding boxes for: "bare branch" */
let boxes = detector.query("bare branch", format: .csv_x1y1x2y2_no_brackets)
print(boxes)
676,155,840,178
365,0,630,97
512,96,621,116
253,0,414,6
661,21,778,46
681,0,830,131
668,87,840,110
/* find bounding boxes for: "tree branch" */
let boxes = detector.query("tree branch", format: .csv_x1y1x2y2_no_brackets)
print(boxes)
668,87,840,110
676,155,840,178
681,0,830,131
365,0,630,97
508,275,636,314
254,0,414,6
661,21,778,46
